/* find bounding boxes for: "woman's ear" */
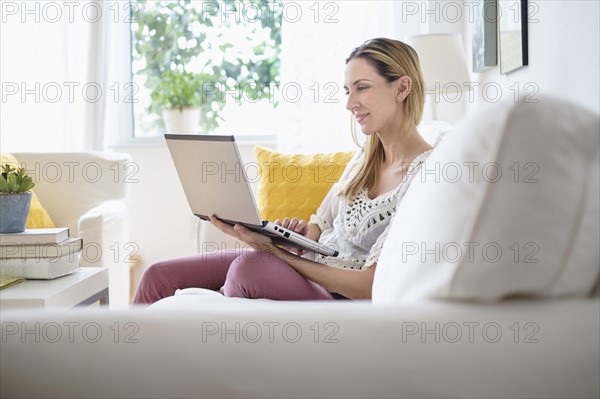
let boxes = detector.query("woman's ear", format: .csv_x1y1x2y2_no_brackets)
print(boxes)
396,75,413,102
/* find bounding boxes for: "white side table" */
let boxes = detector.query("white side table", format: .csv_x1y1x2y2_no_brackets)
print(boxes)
0,267,109,310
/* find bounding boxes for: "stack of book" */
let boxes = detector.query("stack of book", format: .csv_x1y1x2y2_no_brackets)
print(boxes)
0,228,82,279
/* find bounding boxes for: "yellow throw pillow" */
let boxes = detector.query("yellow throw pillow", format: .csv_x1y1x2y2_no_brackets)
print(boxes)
254,146,354,222
1,153,56,229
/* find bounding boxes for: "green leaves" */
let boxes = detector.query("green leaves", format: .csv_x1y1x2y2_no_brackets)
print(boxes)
0,164,35,194
132,0,283,133
151,70,203,110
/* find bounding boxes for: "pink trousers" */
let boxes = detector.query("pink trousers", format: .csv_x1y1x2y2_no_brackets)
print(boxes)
132,249,339,304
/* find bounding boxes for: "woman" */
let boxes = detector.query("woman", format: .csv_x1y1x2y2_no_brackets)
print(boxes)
133,38,433,304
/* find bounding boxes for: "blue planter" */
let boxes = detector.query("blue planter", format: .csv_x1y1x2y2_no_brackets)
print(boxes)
0,192,32,233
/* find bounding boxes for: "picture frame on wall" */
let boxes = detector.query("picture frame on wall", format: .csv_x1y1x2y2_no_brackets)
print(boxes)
473,0,498,72
499,0,529,75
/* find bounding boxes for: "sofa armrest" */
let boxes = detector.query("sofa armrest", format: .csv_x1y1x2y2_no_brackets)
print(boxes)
78,199,130,307
78,200,128,266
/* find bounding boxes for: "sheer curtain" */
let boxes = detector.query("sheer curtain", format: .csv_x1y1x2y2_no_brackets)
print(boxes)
0,1,129,152
277,1,397,153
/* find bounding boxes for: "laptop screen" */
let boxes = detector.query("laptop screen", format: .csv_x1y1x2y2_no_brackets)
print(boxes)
165,134,263,227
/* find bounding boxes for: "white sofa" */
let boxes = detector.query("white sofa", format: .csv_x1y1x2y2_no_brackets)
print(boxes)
1,297,598,398
1,98,599,399
11,152,132,306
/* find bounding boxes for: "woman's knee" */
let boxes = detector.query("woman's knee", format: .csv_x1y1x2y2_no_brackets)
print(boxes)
222,251,280,297
135,260,181,297
132,261,173,304
139,260,172,285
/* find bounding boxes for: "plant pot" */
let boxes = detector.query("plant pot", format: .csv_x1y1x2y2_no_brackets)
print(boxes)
163,108,201,134
0,192,32,233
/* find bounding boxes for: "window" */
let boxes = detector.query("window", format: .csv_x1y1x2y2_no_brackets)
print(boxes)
130,0,282,138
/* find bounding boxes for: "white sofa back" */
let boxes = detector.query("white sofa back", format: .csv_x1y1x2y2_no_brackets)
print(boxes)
374,96,600,302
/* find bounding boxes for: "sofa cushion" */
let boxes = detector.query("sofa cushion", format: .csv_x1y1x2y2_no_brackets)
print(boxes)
254,146,354,222
373,96,600,302
417,119,455,147
0,153,56,229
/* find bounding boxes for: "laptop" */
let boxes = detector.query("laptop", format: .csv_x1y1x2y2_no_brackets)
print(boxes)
164,134,339,257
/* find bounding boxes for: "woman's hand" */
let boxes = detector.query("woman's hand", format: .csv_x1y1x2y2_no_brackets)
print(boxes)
209,215,275,253
274,218,309,256
275,218,309,236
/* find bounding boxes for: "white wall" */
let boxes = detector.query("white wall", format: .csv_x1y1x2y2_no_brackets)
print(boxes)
402,0,599,120
464,0,599,114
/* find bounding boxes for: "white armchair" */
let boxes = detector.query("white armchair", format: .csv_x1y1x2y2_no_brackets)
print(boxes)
12,152,132,307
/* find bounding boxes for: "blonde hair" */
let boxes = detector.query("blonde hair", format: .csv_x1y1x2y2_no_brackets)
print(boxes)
341,38,425,201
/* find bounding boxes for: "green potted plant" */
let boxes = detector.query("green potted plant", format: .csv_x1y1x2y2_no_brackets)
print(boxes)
0,164,35,233
150,69,223,134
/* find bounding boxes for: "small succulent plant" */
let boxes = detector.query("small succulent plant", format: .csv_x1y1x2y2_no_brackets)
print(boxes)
0,164,35,193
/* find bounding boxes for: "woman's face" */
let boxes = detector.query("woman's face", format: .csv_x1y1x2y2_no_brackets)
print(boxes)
344,57,404,136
